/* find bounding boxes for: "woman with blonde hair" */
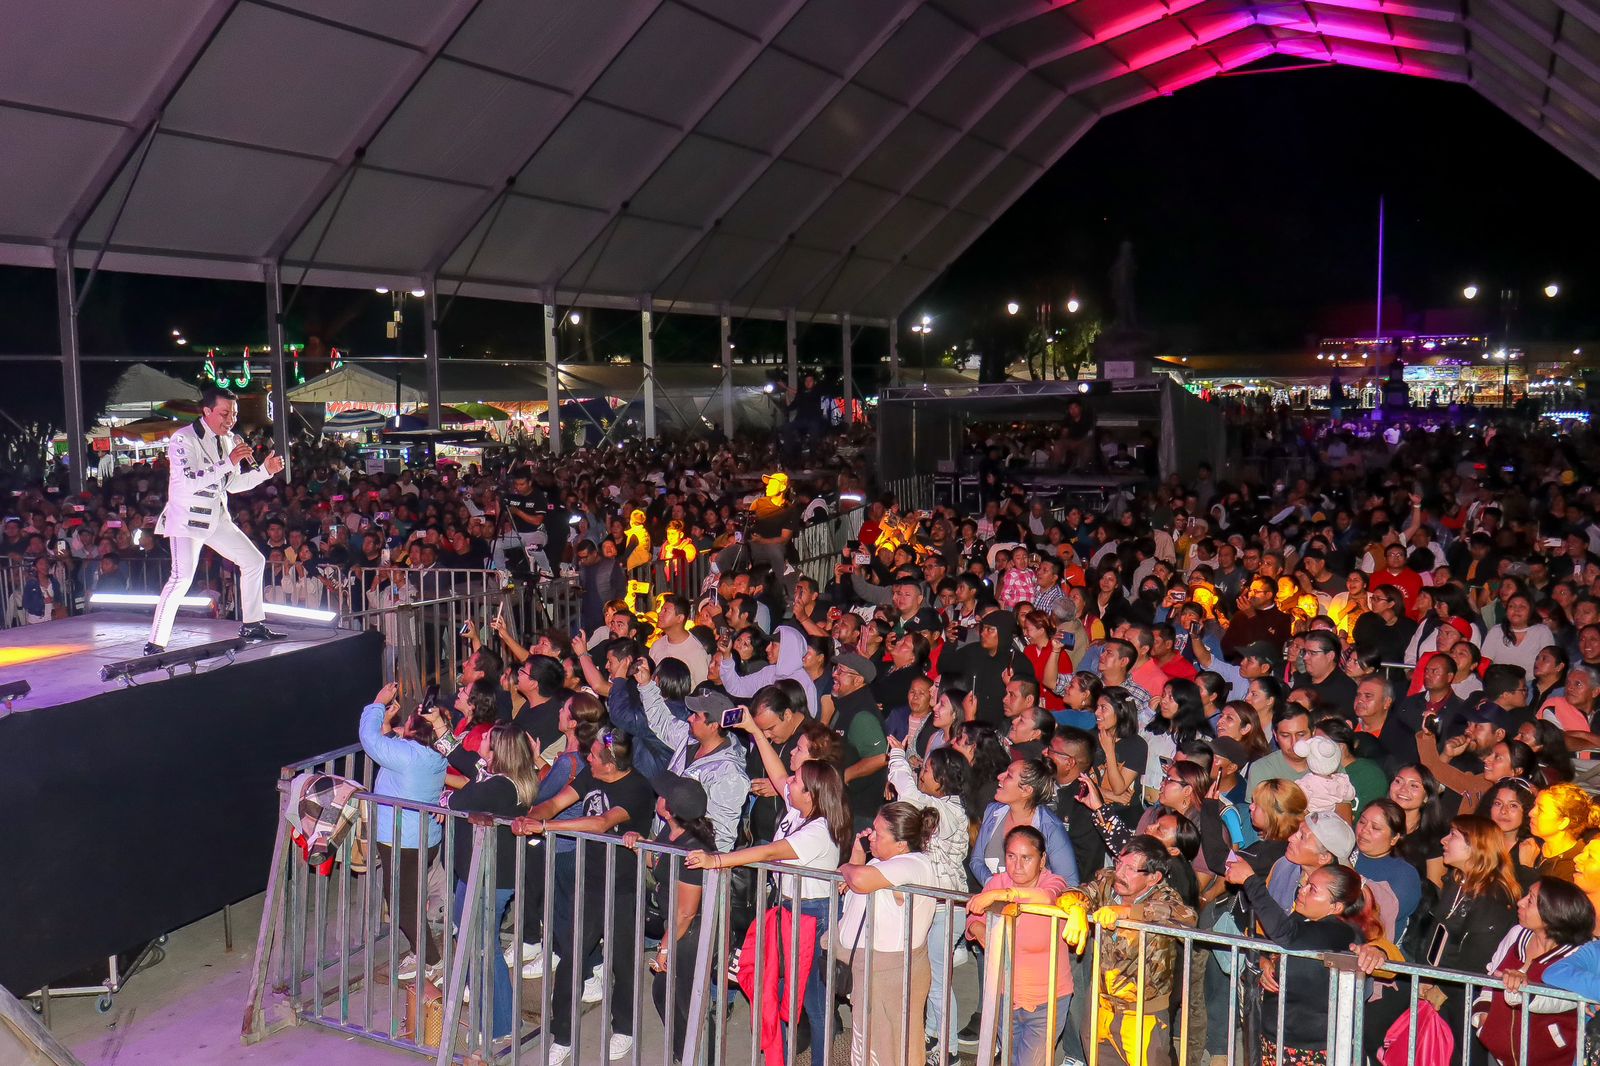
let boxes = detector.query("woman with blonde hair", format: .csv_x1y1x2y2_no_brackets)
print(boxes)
1244,779,1308,872
441,725,539,1039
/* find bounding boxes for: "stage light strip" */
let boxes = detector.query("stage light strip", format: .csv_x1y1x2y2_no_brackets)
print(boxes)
91,592,212,608
263,603,340,623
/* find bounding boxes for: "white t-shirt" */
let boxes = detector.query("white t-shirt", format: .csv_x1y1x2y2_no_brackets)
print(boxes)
775,806,842,901
836,853,937,953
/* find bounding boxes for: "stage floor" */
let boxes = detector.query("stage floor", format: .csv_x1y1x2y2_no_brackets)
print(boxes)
0,611,363,713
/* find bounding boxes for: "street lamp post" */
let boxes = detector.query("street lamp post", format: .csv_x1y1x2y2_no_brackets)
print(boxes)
910,315,932,382
1462,280,1560,407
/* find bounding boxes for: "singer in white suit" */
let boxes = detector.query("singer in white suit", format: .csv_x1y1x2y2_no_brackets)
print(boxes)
146,387,286,654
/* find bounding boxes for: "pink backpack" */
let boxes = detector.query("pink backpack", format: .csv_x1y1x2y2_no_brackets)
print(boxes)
1380,999,1455,1066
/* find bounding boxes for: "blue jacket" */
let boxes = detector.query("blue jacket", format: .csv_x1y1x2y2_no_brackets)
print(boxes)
22,574,62,618
605,679,671,780
970,801,1080,888
1545,939,1600,999
359,703,448,849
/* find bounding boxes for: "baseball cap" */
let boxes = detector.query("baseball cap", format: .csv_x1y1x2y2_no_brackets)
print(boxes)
834,651,878,685
1444,617,1473,639
648,772,708,822
1305,811,1357,865
1236,641,1282,665
685,689,737,717
1462,702,1509,730
1208,736,1251,768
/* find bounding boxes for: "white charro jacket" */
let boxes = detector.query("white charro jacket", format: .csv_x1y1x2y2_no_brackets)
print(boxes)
154,421,273,538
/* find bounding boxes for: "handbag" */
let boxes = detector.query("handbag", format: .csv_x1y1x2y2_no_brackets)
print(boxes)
832,901,867,1002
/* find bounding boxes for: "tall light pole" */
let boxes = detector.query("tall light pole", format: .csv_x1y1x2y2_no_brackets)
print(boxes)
910,314,932,382
1463,281,1560,407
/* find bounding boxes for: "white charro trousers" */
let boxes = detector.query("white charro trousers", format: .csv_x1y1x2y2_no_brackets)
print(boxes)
148,522,266,647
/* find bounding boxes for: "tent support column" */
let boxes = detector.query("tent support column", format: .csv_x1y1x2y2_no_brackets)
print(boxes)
422,278,442,431
264,263,291,481
720,308,734,437
641,300,657,440
841,314,853,420
544,297,561,456
888,321,900,386
785,309,798,391
54,248,86,494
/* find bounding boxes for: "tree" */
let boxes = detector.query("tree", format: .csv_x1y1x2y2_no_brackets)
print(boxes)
1023,327,1048,381
0,361,118,486
1051,317,1103,380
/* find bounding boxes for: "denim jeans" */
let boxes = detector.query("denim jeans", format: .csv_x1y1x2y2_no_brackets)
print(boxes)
452,880,516,1039
780,897,833,1066
1012,995,1072,1066
924,904,960,1050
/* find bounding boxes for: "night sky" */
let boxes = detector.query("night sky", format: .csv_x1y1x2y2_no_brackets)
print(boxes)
2,61,1595,383
926,62,1600,354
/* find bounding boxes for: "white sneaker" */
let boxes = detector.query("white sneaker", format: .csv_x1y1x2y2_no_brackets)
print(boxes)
523,948,557,980
608,1033,634,1059
546,1042,572,1065
582,968,603,1004
506,941,545,975
396,956,443,982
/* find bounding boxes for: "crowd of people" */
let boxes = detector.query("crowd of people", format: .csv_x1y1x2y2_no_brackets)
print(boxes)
21,406,1600,1066
0,424,874,625
345,412,1600,1066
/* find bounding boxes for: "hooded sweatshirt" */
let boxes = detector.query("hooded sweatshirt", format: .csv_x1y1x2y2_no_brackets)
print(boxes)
718,625,818,717
941,610,1035,726
638,680,750,851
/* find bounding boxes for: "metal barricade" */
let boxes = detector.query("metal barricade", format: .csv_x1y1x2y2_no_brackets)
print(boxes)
980,902,1600,1066
248,754,1600,1066
245,767,975,1066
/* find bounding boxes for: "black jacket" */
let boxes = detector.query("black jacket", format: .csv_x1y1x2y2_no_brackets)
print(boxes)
940,611,1035,727
1240,875,1358,1051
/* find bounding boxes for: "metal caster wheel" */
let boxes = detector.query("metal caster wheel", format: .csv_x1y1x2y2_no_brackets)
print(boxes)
28,1000,43,1014
96,995,113,1014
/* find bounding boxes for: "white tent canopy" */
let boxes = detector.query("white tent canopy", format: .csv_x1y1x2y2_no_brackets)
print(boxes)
287,363,426,405
105,362,201,406
5,0,1597,324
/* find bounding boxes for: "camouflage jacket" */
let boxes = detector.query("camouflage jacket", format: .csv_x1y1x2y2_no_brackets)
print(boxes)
1062,867,1197,1012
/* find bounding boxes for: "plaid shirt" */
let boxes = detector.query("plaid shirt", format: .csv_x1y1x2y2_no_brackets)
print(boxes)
1033,581,1065,617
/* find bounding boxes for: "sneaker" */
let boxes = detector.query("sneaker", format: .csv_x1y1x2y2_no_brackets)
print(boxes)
582,969,604,1004
395,954,441,982
957,1014,981,1049
546,1042,572,1065
523,948,557,981
506,941,545,975
608,1033,633,1059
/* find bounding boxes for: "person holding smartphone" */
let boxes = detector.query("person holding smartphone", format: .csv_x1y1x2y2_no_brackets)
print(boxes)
629,657,750,851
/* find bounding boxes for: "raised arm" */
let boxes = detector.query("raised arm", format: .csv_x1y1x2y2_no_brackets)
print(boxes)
635,670,691,750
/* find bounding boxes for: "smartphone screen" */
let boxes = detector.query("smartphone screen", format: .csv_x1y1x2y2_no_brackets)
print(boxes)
722,707,744,728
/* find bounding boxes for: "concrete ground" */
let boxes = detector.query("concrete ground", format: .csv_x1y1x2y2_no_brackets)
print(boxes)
39,893,986,1066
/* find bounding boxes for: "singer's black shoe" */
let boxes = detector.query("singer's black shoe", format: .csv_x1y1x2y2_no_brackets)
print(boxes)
239,621,285,644
143,642,165,657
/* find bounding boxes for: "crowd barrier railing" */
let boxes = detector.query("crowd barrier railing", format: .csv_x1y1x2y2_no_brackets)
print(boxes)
245,754,1600,1066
